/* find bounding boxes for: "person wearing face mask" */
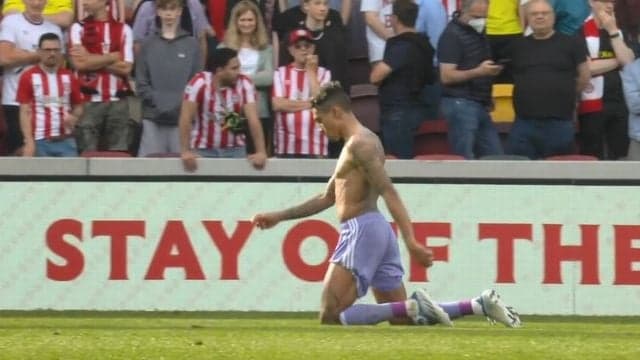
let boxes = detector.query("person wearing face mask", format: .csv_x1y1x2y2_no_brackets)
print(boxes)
437,0,504,159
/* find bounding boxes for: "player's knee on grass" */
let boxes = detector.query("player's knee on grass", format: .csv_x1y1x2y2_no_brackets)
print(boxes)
319,305,341,325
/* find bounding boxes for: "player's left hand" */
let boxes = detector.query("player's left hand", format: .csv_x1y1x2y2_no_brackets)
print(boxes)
408,243,434,268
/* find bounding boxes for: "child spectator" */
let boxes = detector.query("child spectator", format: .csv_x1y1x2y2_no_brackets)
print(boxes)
135,0,201,156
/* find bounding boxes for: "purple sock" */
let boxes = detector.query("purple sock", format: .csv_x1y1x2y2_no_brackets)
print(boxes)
438,300,474,320
339,302,407,325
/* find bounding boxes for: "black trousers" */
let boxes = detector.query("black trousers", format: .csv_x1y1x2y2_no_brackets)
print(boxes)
578,101,629,160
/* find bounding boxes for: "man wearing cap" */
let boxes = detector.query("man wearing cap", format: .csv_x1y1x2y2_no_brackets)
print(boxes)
272,28,331,158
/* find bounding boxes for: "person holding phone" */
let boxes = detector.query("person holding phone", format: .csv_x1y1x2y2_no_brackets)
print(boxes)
437,0,504,159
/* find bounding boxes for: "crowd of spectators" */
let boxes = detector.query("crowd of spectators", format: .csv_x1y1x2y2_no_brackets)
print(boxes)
1,0,640,164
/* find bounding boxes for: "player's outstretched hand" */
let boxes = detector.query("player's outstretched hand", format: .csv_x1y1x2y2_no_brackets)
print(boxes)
252,212,281,230
408,243,434,268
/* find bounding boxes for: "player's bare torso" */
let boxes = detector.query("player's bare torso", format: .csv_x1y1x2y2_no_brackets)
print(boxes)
333,127,384,222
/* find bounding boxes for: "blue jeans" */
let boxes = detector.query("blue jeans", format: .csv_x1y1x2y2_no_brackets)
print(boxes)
441,97,503,159
197,146,247,158
380,105,423,159
506,117,574,159
35,138,78,157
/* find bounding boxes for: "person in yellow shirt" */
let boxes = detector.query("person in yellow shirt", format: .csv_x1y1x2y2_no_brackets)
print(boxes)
2,0,74,28
486,0,525,83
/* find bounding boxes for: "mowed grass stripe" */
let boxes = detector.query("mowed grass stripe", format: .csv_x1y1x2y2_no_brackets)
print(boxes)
0,313,639,360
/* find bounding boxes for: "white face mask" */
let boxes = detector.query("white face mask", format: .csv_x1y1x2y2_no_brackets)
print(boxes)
468,18,487,33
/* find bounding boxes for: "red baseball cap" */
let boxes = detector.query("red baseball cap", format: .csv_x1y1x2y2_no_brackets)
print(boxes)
288,29,314,45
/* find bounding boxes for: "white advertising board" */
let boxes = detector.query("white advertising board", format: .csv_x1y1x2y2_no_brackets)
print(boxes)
1,182,639,315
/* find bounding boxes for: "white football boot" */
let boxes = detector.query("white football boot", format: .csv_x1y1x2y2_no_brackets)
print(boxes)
410,288,453,326
478,289,522,328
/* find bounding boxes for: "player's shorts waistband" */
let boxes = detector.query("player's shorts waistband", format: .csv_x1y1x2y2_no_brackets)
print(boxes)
340,211,386,227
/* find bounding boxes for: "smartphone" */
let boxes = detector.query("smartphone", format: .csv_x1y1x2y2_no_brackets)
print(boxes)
496,58,512,65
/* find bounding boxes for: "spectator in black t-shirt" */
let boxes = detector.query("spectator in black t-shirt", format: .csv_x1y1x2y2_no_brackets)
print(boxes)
507,0,590,159
273,0,348,91
578,0,635,160
273,0,348,157
370,0,434,159
437,0,504,159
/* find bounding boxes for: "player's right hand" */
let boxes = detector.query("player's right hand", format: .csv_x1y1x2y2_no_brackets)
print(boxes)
408,243,434,268
181,150,199,172
252,213,280,230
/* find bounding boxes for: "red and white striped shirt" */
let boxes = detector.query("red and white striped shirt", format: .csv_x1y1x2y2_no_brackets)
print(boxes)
183,72,256,149
272,65,331,156
69,18,133,102
16,66,83,141
442,0,461,18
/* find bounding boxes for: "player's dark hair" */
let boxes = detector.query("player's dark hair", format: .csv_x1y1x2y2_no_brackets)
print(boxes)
392,0,418,28
207,48,238,73
311,81,352,114
38,33,61,48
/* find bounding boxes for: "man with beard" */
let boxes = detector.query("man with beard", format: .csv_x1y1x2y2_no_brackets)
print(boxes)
179,47,267,171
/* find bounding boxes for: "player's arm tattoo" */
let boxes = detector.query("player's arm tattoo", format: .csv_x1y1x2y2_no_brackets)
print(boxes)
351,138,392,194
280,176,336,220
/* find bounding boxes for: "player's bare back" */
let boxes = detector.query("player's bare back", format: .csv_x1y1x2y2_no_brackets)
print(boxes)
333,127,384,222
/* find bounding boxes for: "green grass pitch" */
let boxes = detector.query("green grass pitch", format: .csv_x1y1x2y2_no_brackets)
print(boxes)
1,312,639,359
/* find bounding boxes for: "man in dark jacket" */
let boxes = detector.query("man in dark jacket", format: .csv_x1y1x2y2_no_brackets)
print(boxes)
370,0,434,159
135,0,202,156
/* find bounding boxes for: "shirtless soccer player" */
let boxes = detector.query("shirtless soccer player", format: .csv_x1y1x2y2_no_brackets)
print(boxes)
252,82,521,327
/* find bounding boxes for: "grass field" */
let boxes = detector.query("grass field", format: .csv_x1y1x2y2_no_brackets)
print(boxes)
1,312,639,360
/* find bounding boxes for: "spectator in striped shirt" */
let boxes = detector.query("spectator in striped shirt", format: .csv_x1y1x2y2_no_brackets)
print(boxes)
17,33,84,157
179,47,267,171
272,29,330,158
69,0,135,154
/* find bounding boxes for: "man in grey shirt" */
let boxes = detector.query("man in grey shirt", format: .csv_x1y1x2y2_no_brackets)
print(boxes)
135,0,202,156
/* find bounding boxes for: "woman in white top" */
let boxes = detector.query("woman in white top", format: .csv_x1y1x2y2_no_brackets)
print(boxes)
222,0,275,155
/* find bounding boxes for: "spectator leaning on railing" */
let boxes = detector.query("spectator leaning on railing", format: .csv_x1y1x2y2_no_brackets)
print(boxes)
179,48,267,171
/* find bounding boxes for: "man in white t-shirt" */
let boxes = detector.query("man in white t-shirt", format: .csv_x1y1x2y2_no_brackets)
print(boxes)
0,0,63,155
361,0,394,63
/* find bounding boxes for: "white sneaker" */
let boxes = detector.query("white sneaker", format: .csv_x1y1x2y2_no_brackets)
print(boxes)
478,289,522,328
410,289,453,326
